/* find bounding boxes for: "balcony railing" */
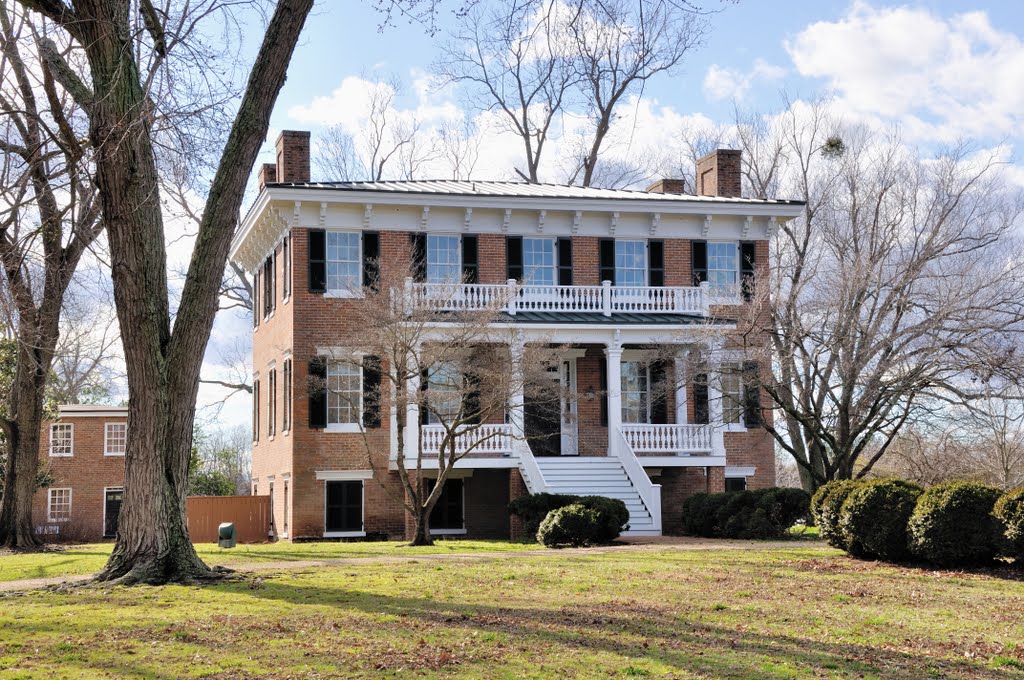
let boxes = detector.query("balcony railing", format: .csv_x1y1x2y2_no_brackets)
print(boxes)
620,424,715,454
419,423,513,456
406,279,709,316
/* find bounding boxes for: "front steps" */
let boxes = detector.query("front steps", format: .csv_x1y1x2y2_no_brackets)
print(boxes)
533,457,659,535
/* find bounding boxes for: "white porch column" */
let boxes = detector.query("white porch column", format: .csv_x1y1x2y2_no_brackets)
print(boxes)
509,332,526,446
705,339,727,459
604,334,624,437
405,367,422,461
674,349,689,425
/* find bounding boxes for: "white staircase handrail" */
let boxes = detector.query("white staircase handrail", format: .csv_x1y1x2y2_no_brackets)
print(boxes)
513,440,548,494
612,428,662,533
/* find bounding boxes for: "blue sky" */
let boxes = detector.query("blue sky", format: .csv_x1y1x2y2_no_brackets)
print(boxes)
196,0,1024,426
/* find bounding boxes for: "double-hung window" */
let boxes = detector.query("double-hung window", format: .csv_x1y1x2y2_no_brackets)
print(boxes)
326,231,361,293
104,422,126,456
721,363,744,425
426,361,462,425
327,361,362,427
615,240,647,287
522,237,556,286
49,423,73,457
426,235,461,283
621,361,650,424
707,242,739,293
282,359,292,433
48,488,72,522
268,367,277,438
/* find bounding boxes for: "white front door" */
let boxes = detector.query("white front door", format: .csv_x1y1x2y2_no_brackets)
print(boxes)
560,359,578,456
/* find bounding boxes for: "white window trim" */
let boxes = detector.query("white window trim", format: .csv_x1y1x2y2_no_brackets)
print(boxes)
522,236,557,286
323,478,365,538
707,240,742,303
282,235,292,304
719,357,748,433
325,230,363,296
426,233,463,283
49,423,74,457
47,487,72,523
429,478,467,535
615,238,649,287
725,466,756,478
325,423,364,434
620,358,652,425
315,469,374,481
326,358,364,429
103,422,127,457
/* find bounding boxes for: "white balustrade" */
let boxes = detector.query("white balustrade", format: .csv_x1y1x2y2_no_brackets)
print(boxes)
419,423,513,456
407,280,706,316
611,428,662,533
620,424,715,454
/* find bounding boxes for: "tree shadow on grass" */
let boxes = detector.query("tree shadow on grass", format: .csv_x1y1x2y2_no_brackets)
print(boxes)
241,579,1022,679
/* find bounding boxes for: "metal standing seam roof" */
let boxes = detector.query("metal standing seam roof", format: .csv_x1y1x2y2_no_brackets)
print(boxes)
261,179,805,206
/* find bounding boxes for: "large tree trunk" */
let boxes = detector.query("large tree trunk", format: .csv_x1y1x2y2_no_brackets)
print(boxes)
409,511,433,547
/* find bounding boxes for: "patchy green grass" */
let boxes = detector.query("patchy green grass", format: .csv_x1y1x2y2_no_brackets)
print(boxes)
0,540,535,583
1,544,1023,678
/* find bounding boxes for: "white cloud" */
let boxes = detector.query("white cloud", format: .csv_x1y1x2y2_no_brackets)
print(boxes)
703,59,786,102
786,2,1024,141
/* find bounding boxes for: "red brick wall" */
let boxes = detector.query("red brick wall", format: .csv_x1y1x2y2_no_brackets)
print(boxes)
31,415,127,541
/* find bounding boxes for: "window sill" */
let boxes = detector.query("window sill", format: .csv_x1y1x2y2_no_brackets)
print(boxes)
104,453,125,457
430,528,467,536
324,290,364,299
48,453,73,458
722,424,748,433
324,530,365,538
325,424,364,434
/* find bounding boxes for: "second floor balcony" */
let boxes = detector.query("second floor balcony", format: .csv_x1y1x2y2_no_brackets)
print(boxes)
405,279,725,317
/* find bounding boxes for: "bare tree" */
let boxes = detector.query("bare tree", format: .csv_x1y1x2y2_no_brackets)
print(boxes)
735,101,1024,493
49,291,121,404
437,118,481,180
960,390,1024,490
0,1,104,549
564,0,706,187
323,263,559,545
17,0,313,582
436,0,578,182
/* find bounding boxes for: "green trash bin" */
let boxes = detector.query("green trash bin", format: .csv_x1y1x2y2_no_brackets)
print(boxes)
218,522,236,549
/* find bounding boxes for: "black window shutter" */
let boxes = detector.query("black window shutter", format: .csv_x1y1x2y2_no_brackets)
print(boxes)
743,361,762,427
463,370,481,425
253,271,260,327
650,360,668,424
740,241,756,302
693,373,710,425
410,233,427,282
649,240,665,287
599,357,608,426
308,358,328,429
419,367,430,426
362,231,380,291
599,238,616,284
557,237,573,286
506,236,523,281
362,354,382,428
309,229,327,293
692,240,707,286
462,235,479,284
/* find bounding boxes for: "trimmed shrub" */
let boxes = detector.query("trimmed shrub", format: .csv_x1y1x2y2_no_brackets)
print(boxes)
538,503,600,548
811,480,863,552
682,492,731,537
838,479,923,561
577,496,630,542
993,486,1024,560
509,493,580,540
908,481,1003,567
682,488,810,540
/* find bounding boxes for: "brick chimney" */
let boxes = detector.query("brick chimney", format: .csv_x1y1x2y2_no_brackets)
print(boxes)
275,130,310,184
645,178,688,194
257,163,277,192
695,149,742,198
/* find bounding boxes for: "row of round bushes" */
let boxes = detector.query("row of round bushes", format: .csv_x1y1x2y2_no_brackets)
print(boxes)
681,487,810,540
812,479,1024,567
508,493,630,547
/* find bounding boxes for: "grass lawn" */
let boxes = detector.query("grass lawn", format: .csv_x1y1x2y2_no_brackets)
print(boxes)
1,542,1023,678
0,540,533,584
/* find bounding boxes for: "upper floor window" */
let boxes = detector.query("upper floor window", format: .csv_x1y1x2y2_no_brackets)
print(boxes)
426,361,462,425
104,422,127,456
621,361,650,424
708,242,739,292
49,423,73,457
268,367,277,438
282,234,291,301
427,235,461,283
522,237,556,286
327,361,362,426
282,359,292,433
327,231,361,292
615,240,647,287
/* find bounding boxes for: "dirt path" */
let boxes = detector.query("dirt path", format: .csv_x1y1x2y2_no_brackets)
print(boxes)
0,536,825,593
